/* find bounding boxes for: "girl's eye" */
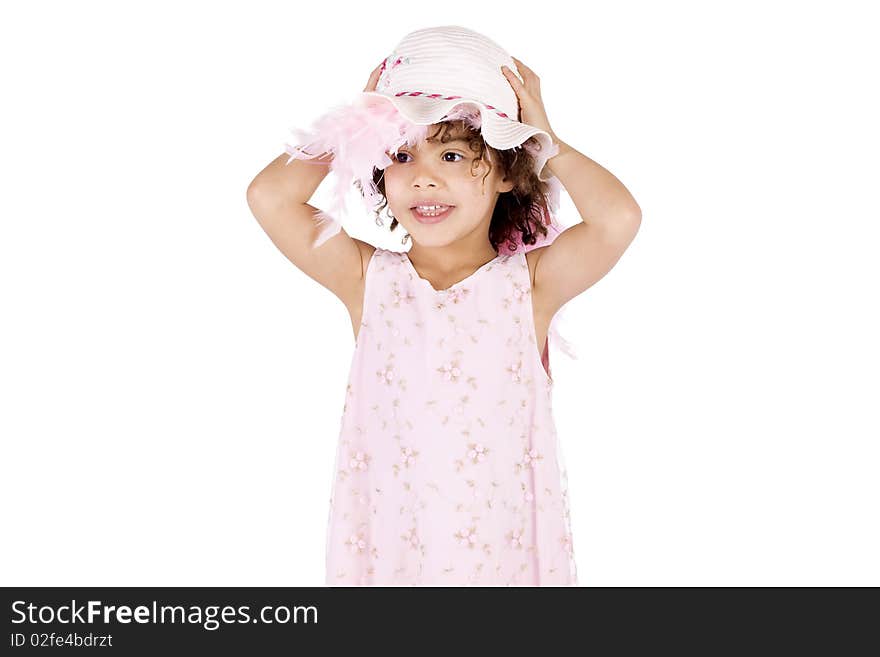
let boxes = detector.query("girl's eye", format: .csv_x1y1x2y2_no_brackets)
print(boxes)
395,151,464,163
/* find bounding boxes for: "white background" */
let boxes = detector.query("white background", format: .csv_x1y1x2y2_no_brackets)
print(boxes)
2,0,877,586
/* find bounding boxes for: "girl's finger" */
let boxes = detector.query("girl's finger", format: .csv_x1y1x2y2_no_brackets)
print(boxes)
511,57,528,78
502,65,533,104
364,64,383,92
512,57,540,86
501,65,522,89
512,56,533,75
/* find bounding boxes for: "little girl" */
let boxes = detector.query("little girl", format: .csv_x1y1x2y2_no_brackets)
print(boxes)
247,26,641,586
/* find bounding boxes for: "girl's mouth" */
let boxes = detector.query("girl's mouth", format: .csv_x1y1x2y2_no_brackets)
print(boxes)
411,205,455,224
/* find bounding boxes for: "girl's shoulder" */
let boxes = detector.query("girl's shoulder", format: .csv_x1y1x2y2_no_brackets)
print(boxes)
361,245,415,275
353,239,378,279
356,242,420,280
353,244,410,296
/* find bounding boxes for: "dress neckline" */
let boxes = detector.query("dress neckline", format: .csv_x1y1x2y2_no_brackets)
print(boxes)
401,251,504,293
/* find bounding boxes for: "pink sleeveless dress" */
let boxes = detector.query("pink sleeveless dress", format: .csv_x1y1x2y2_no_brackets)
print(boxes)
325,247,578,586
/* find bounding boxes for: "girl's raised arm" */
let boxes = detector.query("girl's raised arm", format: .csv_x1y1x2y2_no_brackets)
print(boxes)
245,151,371,317
245,63,385,313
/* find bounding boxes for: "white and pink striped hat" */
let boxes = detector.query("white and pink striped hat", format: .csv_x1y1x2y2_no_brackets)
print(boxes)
366,26,558,180
285,25,563,253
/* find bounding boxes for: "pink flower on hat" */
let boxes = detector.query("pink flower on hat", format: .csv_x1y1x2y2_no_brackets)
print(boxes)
380,54,412,89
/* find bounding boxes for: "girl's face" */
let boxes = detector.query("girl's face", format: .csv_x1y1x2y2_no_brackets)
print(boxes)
382,128,514,248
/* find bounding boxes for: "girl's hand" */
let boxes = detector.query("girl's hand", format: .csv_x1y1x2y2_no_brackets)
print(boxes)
501,57,556,139
363,61,384,92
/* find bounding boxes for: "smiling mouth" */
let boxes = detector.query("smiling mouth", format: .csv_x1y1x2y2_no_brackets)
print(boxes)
411,206,455,224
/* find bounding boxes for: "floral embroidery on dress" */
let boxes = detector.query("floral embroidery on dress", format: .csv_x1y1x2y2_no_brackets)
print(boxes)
346,532,368,554
401,527,424,552
376,363,394,385
516,448,544,472
455,525,479,548
324,248,578,586
390,281,416,308
508,528,526,549
400,445,418,467
444,286,470,305
467,442,489,464
507,359,524,383
348,451,370,471
437,359,462,382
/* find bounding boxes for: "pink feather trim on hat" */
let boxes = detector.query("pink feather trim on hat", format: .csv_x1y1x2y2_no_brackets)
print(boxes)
283,96,577,361
284,96,431,248
284,98,563,251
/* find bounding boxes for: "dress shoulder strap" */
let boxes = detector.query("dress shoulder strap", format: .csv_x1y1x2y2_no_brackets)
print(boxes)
359,247,410,319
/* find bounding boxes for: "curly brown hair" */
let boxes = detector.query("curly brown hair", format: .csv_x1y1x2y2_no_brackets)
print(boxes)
356,119,554,254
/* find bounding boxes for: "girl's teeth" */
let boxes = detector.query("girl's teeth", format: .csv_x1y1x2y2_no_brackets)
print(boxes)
416,206,448,216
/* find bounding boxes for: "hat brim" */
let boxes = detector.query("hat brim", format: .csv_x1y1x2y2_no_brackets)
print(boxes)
359,91,557,182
